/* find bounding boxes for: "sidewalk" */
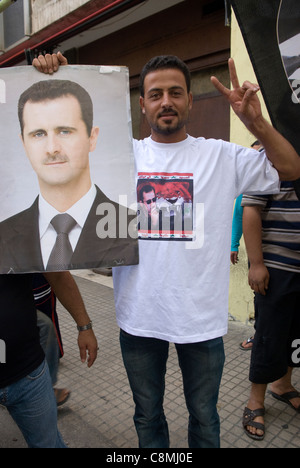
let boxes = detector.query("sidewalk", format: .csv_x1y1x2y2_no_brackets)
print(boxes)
1,270,300,448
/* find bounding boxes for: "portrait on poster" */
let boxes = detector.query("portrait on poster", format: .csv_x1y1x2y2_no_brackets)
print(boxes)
0,65,138,273
277,0,300,102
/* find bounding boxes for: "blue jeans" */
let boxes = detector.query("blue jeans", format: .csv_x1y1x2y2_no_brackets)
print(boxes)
120,330,225,448
0,359,67,448
37,311,60,385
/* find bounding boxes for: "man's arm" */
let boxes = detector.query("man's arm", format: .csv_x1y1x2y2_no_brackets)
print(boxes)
242,205,269,295
231,194,243,265
211,59,300,181
44,271,98,367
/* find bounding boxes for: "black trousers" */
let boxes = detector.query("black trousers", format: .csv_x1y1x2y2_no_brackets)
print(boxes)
250,267,300,384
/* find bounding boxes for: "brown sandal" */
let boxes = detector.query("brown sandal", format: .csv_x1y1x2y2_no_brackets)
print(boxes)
242,407,265,441
54,388,71,407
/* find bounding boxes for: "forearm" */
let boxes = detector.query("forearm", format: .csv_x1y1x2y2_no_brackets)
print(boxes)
242,206,264,265
243,205,271,294
231,196,243,250
248,116,300,181
44,272,91,327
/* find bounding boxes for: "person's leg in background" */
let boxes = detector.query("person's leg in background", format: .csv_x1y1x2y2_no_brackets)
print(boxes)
37,310,70,407
4,359,67,448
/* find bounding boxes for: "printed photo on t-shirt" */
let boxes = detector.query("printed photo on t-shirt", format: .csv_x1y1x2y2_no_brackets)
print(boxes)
137,172,193,241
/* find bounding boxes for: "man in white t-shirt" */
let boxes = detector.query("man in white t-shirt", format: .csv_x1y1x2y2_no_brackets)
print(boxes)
34,53,300,448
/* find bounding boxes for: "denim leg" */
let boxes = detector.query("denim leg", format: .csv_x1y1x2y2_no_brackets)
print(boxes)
37,311,60,386
120,330,170,448
176,337,225,448
5,360,67,448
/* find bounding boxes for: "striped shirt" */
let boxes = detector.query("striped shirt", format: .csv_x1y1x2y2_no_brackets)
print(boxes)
242,182,300,273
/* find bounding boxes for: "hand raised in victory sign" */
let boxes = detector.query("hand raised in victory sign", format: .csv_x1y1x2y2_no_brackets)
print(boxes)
211,58,262,131
211,58,300,180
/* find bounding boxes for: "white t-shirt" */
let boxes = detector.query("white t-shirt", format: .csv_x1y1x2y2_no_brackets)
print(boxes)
113,135,280,344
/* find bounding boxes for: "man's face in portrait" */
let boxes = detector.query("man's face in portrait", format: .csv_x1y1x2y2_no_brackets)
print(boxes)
21,94,99,193
142,189,156,215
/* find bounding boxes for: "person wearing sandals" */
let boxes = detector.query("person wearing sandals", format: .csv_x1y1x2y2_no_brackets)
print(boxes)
239,336,254,351
231,142,263,353
33,274,71,407
242,187,300,441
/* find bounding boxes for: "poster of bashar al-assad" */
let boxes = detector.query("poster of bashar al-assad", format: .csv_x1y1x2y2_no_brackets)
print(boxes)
231,0,300,199
0,65,139,273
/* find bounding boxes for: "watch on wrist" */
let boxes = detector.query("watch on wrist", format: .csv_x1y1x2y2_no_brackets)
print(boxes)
77,321,93,332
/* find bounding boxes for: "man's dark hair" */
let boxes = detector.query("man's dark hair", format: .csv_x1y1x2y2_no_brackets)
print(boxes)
139,184,155,201
139,55,191,98
18,79,94,137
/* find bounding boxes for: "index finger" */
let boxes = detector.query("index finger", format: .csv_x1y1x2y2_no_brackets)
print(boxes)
228,58,240,89
210,75,230,97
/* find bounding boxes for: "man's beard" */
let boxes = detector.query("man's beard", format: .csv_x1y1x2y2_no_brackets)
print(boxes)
151,114,188,136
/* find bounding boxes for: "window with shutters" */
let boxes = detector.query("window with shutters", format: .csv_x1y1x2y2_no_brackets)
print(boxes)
0,0,31,52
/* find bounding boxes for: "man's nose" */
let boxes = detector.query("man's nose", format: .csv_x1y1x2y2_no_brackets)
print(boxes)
161,92,173,108
46,134,61,154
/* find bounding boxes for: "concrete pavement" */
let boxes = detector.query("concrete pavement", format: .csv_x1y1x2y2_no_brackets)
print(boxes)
1,270,300,448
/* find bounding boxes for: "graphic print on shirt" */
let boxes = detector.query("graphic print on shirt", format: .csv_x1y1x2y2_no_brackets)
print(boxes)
137,172,194,241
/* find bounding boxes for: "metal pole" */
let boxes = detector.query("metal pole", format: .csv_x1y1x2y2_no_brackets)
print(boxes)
0,0,17,14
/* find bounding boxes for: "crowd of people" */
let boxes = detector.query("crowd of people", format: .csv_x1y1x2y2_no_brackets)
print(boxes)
231,140,300,440
0,51,299,448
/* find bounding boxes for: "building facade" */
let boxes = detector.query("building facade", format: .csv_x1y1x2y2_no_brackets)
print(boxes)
0,0,230,139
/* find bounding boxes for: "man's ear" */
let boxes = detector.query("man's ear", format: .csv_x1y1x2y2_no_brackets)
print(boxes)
89,126,100,152
139,96,146,114
188,92,193,111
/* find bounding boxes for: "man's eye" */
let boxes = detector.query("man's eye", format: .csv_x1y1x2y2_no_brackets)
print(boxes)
34,131,45,138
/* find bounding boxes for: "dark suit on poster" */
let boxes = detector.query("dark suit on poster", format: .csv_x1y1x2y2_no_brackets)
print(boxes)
0,186,138,273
